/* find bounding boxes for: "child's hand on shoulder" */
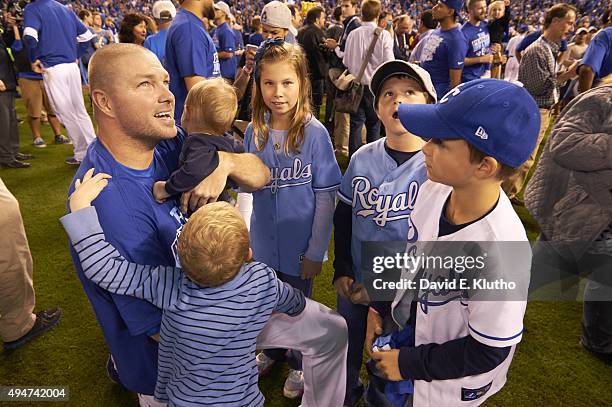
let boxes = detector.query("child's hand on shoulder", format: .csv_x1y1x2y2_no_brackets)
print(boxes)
153,181,170,203
70,168,112,213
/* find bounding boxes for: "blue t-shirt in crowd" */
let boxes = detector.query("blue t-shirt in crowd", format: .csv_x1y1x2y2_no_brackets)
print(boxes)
165,9,220,123
248,32,264,46
144,28,169,64
67,128,187,395
213,22,237,80
233,28,245,52
23,0,90,66
461,21,490,82
580,27,612,81
420,27,468,97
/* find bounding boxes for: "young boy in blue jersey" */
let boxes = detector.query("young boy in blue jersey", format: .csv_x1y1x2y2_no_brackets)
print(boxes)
152,77,236,204
365,79,540,406
333,60,437,407
61,171,306,407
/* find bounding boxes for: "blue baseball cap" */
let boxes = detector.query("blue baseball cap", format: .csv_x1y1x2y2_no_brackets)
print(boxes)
440,0,464,14
397,79,541,168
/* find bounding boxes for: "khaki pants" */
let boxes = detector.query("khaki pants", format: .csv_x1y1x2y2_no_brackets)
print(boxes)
0,178,36,342
18,77,56,118
503,108,551,199
333,112,349,156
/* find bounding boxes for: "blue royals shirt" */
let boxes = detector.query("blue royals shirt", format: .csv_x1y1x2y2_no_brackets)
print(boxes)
23,0,90,66
461,21,490,82
67,128,188,395
420,27,468,97
244,117,342,276
165,9,220,123
580,27,612,82
213,22,237,80
337,139,427,282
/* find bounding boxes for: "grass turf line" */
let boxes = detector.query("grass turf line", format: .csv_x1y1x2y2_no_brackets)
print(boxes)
0,97,610,406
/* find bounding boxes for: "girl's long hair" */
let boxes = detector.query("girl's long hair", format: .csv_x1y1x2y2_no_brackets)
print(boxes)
251,42,312,155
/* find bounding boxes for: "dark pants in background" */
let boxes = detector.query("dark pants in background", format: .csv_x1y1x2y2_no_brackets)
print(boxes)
349,89,380,157
311,78,325,121
0,91,20,164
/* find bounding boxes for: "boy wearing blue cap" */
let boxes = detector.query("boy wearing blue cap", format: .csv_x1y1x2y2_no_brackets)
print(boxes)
419,0,468,96
365,79,540,406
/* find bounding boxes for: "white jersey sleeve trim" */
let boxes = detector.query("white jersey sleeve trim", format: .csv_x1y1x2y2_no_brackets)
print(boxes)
469,322,524,347
337,189,352,205
313,183,341,193
23,27,39,41
77,30,95,43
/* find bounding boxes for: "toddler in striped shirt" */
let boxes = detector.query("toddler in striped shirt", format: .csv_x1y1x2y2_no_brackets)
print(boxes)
61,169,306,407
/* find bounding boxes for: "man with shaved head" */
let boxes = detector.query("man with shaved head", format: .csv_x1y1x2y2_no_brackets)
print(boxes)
68,43,348,407
68,43,269,406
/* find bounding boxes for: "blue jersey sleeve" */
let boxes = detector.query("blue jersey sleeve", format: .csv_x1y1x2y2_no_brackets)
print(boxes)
310,123,342,192
338,155,356,205
270,269,306,316
71,10,90,37
61,207,183,310
448,32,468,70
580,32,608,77
173,22,213,78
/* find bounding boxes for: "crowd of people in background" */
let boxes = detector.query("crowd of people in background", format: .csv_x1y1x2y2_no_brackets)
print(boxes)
0,0,611,407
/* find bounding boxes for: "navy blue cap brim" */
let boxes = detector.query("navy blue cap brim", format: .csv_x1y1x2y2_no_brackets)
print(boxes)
397,103,462,141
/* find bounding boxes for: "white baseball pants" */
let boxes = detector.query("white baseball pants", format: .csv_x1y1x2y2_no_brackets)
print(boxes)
257,298,348,407
43,62,96,161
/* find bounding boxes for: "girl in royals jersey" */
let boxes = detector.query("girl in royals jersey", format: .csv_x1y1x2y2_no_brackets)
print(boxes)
243,39,342,399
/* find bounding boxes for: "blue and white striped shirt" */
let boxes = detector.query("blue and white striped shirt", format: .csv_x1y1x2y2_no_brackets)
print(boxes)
61,207,306,407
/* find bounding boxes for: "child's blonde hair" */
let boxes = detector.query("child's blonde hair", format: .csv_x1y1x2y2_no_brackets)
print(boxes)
251,42,312,155
177,202,250,287
488,1,505,20
184,77,237,135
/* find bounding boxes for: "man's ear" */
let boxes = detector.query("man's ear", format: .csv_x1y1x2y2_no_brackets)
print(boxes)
476,156,502,179
91,89,115,118
247,247,253,262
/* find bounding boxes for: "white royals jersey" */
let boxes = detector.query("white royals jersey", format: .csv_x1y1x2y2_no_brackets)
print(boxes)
392,180,531,406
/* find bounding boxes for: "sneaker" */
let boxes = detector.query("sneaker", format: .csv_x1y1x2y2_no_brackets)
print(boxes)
33,137,47,148
3,307,62,350
65,157,81,166
283,369,304,399
15,152,33,160
0,159,31,169
255,352,276,376
55,135,72,144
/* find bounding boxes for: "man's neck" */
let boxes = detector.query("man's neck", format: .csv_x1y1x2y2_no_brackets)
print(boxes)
439,17,456,30
181,3,203,19
446,182,500,225
98,130,156,170
543,28,561,44
469,16,480,26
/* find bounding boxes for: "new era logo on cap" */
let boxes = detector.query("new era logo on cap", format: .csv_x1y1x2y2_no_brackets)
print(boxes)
475,126,488,140
397,79,541,168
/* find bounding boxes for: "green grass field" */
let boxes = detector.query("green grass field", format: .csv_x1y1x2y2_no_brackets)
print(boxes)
0,97,610,406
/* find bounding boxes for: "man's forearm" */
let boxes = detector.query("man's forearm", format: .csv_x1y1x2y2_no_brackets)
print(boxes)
234,68,251,101
184,75,206,92
578,65,595,93
218,151,270,192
